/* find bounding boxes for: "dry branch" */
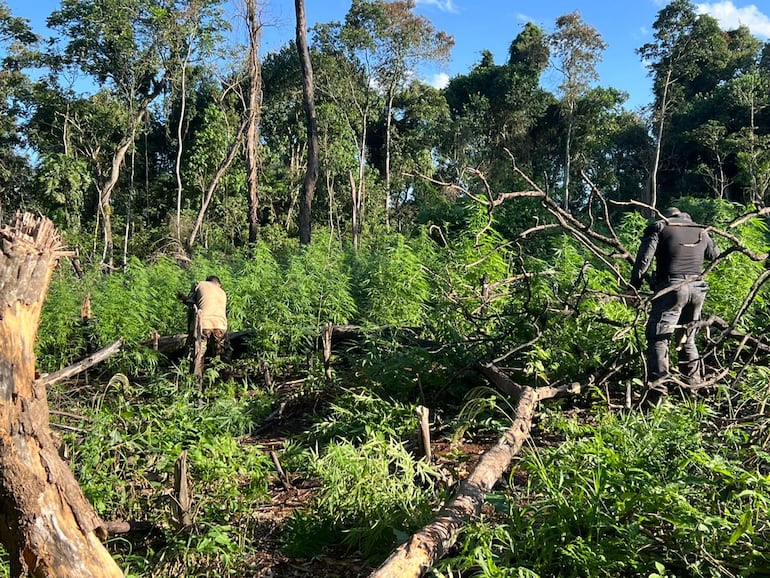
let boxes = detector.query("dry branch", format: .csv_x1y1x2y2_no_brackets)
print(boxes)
369,368,580,578
172,450,193,529
37,339,123,387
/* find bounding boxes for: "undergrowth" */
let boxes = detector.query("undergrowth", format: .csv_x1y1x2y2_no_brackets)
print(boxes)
434,402,770,578
8,209,770,577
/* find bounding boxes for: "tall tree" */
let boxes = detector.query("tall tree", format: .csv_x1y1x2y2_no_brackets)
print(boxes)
295,0,319,245
313,15,381,250
162,0,227,241
185,100,247,252
639,0,764,204
548,11,606,211
46,0,172,268
728,69,770,204
0,2,38,217
364,0,453,229
244,0,262,244
442,24,551,190
637,0,702,207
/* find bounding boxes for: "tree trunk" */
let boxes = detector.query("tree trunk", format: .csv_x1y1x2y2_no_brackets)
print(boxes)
98,106,150,270
350,171,361,252
649,66,673,209
384,86,395,230
187,118,248,253
370,386,539,578
175,44,193,241
245,0,263,245
370,368,580,578
0,213,123,578
295,0,319,246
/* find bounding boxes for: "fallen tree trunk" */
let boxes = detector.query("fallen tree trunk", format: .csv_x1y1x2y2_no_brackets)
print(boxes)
369,370,580,578
0,213,123,577
141,329,255,357
37,339,123,387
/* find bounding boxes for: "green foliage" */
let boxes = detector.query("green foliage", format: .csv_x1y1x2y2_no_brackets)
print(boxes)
6,0,770,576
33,153,90,231
439,404,770,577
37,266,92,370
68,376,270,519
305,388,419,444
353,234,430,327
226,242,285,351
280,236,357,348
518,233,641,383
283,432,441,561
89,256,189,343
55,372,272,576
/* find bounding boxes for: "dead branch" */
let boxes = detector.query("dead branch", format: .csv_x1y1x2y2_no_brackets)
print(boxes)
139,329,255,357
270,450,294,491
172,451,192,529
36,339,123,387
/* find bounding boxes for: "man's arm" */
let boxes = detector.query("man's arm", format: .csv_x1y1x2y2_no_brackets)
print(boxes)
630,224,660,289
705,232,720,262
177,283,198,306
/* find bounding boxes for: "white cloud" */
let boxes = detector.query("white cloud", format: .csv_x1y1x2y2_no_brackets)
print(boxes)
415,0,460,14
427,72,450,89
696,1,770,38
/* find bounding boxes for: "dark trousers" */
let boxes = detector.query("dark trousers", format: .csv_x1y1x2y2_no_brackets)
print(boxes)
646,278,708,384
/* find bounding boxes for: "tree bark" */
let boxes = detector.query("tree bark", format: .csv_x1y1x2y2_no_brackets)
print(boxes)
37,339,123,388
0,213,123,577
370,369,580,578
295,0,319,245
245,0,263,245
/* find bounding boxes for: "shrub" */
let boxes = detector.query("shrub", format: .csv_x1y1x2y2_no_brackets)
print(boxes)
284,432,441,561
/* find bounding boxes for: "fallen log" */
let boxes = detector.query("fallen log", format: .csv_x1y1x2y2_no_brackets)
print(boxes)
102,519,158,535
0,213,123,577
369,370,580,578
140,329,255,357
37,339,123,387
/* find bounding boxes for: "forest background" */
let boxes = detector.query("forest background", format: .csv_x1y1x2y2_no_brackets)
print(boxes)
2,0,770,576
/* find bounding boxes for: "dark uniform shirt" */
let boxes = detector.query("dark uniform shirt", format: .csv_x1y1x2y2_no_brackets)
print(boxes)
630,213,719,289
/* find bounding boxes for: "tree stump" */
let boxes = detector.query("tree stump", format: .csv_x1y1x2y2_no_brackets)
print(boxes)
0,213,123,577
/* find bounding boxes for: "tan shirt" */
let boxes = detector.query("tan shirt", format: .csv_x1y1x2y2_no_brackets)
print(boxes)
195,280,227,331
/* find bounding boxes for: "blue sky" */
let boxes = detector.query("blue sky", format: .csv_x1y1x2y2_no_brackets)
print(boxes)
6,0,770,111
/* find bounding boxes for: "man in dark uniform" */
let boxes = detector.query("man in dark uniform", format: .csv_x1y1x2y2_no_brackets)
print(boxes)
630,207,720,399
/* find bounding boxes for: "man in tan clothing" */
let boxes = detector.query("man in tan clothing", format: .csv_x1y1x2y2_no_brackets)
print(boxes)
179,275,232,371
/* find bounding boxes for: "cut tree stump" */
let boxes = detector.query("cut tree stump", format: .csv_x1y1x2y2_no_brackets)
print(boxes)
370,368,580,578
0,213,123,578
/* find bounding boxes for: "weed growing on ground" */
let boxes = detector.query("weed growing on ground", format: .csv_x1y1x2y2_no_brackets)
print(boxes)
436,402,770,577
284,432,442,561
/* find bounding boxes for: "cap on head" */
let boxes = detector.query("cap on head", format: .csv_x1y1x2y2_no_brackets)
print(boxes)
662,207,681,218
